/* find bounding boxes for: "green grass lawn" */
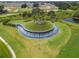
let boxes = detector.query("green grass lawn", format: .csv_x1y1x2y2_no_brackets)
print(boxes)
23,21,53,32
47,22,71,49
0,21,72,58
58,22,79,58
0,41,12,58
1,7,79,58
0,11,79,57
0,24,31,57
55,10,74,21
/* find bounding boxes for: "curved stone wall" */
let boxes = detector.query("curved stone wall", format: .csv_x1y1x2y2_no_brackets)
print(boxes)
16,24,59,38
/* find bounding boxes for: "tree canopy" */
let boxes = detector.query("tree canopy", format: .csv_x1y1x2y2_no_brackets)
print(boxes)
54,2,71,10
73,11,79,17
21,3,27,8
33,2,39,7
21,7,56,24
73,10,79,21
0,5,7,14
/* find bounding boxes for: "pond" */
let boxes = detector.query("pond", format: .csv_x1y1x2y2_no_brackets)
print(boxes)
16,24,59,39
64,18,79,24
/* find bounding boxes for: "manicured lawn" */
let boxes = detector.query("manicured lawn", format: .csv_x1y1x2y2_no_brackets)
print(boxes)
23,21,53,32
58,22,79,58
47,22,71,49
0,21,71,58
0,13,19,17
0,15,79,58
0,41,12,58
0,24,31,57
1,6,79,58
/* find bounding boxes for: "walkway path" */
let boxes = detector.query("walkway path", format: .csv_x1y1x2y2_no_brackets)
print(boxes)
0,13,19,18
0,37,16,58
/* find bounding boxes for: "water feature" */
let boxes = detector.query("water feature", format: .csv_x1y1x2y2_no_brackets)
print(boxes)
64,18,79,24
16,24,59,38
16,17,79,39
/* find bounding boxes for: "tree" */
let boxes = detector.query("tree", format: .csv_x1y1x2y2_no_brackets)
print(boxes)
47,11,56,22
33,2,39,7
54,2,71,10
21,3,27,8
22,11,32,18
70,6,79,10
32,7,46,24
0,5,4,13
22,11,27,17
72,10,79,22
47,11,56,17
73,11,79,17
32,7,57,24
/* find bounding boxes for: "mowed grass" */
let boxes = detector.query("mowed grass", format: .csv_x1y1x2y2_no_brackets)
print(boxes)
23,21,53,32
55,10,74,19
47,22,71,49
58,22,79,58
0,21,71,58
0,41,12,58
16,22,71,58
0,23,32,57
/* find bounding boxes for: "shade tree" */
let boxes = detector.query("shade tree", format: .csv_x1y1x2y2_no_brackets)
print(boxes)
21,3,27,8
54,2,71,10
33,2,39,8
0,5,7,14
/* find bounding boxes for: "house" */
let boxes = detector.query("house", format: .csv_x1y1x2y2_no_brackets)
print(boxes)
4,7,19,12
39,3,58,12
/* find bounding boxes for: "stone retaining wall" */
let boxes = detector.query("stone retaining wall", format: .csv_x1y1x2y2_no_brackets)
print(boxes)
16,24,59,38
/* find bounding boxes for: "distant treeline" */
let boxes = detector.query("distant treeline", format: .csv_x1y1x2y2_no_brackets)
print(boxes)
0,1,79,3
